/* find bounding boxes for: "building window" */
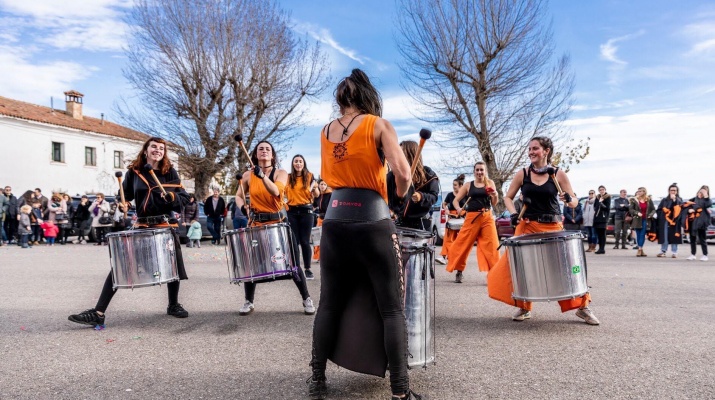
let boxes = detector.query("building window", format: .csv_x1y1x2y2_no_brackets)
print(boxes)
52,142,64,163
113,151,124,169
85,147,97,166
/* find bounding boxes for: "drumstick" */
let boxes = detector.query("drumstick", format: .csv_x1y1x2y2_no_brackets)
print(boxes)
546,166,564,194
517,197,532,221
235,172,248,215
234,134,255,169
410,128,432,178
115,171,128,219
143,164,167,196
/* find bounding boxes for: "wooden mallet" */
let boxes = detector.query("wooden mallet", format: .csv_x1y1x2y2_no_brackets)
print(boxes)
143,164,167,196
517,196,532,222
234,134,255,169
114,171,128,219
410,128,432,178
546,166,572,203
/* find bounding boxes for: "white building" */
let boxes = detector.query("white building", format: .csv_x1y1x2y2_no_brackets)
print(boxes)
0,91,180,196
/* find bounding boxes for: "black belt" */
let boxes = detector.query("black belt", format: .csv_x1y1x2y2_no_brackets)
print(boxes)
324,188,391,222
137,215,176,225
524,214,561,223
251,212,282,222
287,204,313,214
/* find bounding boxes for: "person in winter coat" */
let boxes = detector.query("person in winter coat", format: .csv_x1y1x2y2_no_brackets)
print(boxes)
592,185,611,254
3,186,18,244
0,191,8,245
40,219,59,245
89,193,113,245
582,190,598,252
656,183,684,258
30,201,43,245
203,188,226,245
563,194,583,231
187,220,202,248
180,194,199,239
613,189,631,249
629,187,656,257
18,204,33,248
683,185,711,261
73,196,91,244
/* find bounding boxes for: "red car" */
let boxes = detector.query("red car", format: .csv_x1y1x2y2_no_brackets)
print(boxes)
495,211,515,239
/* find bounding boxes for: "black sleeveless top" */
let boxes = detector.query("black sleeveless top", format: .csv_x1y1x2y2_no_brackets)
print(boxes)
444,192,466,212
465,182,491,211
521,168,561,218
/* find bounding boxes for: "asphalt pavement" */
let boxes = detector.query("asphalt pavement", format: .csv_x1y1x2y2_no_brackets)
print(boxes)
1,239,713,400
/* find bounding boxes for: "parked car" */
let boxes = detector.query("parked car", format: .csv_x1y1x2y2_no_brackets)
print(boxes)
495,210,515,239
429,192,447,246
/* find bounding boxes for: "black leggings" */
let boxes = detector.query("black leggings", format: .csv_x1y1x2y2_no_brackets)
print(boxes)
595,227,607,251
287,210,314,271
690,228,708,256
95,272,180,313
312,219,409,395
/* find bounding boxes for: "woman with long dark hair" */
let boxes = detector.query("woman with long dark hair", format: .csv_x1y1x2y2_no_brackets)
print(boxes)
436,174,466,266
68,137,191,327
235,140,314,316
286,154,320,279
593,185,611,255
656,183,684,258
684,185,711,261
308,69,424,400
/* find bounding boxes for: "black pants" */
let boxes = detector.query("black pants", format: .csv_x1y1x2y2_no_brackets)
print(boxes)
595,227,606,251
4,219,18,242
207,216,222,242
690,228,708,256
287,210,314,271
312,219,409,395
95,227,108,244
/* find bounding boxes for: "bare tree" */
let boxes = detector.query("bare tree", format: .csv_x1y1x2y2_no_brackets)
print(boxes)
118,0,329,200
396,0,575,209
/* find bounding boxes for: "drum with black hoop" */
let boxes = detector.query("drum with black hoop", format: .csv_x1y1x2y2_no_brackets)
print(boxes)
503,230,588,302
225,223,296,283
396,227,436,368
106,228,179,290
446,217,464,231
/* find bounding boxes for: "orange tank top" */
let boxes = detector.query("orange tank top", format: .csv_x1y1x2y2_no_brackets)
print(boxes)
320,114,388,203
249,170,285,213
285,173,314,206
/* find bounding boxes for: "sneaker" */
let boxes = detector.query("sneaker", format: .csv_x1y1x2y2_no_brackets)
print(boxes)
613,245,619,249
72,239,80,244
391,390,425,400
68,308,105,327
305,269,315,280
657,253,666,258
307,377,327,400
687,255,697,261
575,307,600,325
455,270,463,283
701,256,709,261
81,240,87,244
303,298,316,315
512,308,531,321
435,256,446,265
621,245,628,249
239,301,254,316
186,244,193,248
671,254,677,259
167,303,189,318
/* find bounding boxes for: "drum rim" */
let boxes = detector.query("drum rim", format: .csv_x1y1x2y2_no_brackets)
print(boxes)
503,230,583,245
225,222,290,234
106,228,173,237
396,227,435,239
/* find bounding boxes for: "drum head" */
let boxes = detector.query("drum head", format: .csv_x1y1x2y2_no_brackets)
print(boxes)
504,230,583,245
396,227,434,239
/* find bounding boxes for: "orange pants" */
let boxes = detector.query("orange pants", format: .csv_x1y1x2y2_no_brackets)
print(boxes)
312,217,323,261
440,212,459,257
487,220,591,312
446,210,500,273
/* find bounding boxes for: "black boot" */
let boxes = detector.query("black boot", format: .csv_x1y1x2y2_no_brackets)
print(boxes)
307,352,327,400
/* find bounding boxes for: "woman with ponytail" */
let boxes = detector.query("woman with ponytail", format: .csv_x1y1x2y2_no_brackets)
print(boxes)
436,174,466,266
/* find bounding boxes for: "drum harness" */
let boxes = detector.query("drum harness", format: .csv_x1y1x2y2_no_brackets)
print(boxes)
130,169,183,230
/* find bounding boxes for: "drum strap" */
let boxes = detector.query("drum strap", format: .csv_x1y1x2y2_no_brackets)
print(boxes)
324,188,391,222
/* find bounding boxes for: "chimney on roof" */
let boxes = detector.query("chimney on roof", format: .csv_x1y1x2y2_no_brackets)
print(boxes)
64,90,84,120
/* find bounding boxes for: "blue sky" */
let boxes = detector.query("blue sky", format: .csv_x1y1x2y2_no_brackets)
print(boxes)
1,0,713,199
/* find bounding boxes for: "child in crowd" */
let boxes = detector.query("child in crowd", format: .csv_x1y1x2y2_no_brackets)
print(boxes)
19,205,33,249
30,201,43,245
40,219,60,245
187,220,202,248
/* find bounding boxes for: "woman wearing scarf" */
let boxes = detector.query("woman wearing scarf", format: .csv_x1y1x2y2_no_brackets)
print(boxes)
656,183,684,258
89,193,113,245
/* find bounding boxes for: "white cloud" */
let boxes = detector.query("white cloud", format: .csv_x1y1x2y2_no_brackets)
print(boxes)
293,22,368,65
599,40,627,65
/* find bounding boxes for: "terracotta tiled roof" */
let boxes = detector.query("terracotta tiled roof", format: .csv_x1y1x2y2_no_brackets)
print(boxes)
0,95,150,142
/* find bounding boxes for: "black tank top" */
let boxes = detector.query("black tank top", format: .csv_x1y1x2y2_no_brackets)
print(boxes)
444,192,466,212
465,182,491,211
521,168,561,218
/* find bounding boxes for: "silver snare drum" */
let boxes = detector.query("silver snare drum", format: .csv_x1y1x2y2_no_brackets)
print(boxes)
503,230,588,302
225,223,295,283
446,218,464,231
107,228,178,290
396,227,436,368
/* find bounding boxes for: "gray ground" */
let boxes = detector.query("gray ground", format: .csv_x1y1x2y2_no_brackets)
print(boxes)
1,239,713,400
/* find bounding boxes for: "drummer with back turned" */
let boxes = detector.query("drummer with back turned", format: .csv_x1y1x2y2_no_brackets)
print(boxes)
68,137,190,327
235,140,315,316
487,136,600,325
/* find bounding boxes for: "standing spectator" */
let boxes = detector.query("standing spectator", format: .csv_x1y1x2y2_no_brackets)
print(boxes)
683,185,711,261
230,195,248,230
582,190,598,252
187,220,202,248
59,194,75,244
562,192,583,231
34,188,49,220
90,193,113,245
593,185,611,254
629,187,656,257
16,190,35,246
656,183,684,258
40,219,59,246
3,186,18,244
613,189,630,249
18,205,33,248
109,201,128,233
311,179,332,262
30,201,43,245
48,194,69,244
203,188,225,245
0,189,7,246
180,194,199,241
73,196,91,244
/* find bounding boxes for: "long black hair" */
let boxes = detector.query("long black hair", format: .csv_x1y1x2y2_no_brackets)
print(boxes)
250,140,278,167
335,69,382,117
